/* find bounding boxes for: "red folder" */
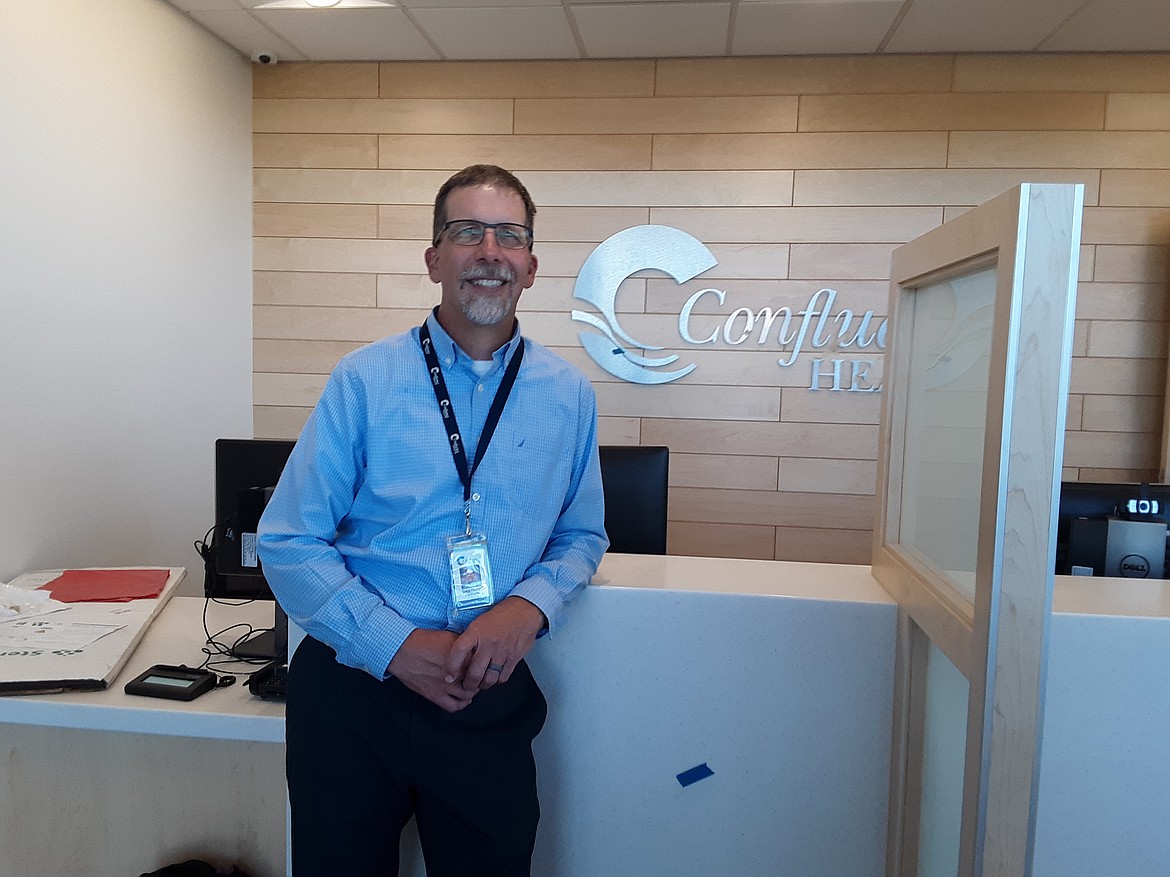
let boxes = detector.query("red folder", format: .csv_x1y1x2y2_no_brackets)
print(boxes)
38,569,169,603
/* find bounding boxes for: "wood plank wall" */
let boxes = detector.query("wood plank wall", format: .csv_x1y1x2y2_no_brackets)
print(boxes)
252,53,1170,565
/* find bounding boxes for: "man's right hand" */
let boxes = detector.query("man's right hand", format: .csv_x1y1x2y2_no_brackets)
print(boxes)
386,629,476,713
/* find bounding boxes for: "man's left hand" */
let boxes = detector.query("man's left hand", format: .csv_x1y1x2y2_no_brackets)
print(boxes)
445,596,546,692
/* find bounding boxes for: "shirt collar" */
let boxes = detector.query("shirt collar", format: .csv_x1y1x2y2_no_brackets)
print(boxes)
424,307,522,374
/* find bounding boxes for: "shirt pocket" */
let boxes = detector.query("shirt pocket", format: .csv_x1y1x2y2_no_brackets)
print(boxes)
504,425,576,517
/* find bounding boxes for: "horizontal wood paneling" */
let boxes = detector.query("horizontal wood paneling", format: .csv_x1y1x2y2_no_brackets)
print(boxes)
668,521,777,560
1084,320,1169,359
1093,245,1170,283
1075,282,1168,321
522,170,795,207
254,63,378,99
669,453,779,491
255,405,311,439
254,271,376,307
254,203,378,238
952,54,1170,93
1081,208,1170,245
254,168,453,204
649,207,942,243
379,60,656,99
949,132,1170,169
671,486,876,530
253,98,513,134
594,383,780,421
652,132,948,170
377,134,653,170
798,93,1105,132
254,54,1170,561
641,418,879,460
778,458,878,495
655,56,954,96
1106,94,1170,131
793,169,1101,207
1062,429,1161,471
1081,395,1163,434
775,527,873,565
254,339,365,374
1099,170,1170,207
516,96,799,134
254,134,379,169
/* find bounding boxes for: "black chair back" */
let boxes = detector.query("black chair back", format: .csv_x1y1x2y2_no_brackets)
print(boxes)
598,445,669,554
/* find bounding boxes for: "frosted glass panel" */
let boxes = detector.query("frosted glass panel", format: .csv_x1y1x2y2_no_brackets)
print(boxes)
898,268,996,602
917,637,969,877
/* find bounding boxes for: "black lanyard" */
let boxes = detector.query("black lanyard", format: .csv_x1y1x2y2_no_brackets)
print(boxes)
419,321,525,527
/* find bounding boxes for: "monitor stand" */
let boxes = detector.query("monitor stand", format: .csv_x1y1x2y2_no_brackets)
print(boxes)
233,602,289,661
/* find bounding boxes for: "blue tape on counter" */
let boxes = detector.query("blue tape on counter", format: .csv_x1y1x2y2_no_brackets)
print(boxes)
676,763,714,787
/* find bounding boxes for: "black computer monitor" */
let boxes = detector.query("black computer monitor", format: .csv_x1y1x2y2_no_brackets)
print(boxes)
210,438,296,658
1055,481,1170,579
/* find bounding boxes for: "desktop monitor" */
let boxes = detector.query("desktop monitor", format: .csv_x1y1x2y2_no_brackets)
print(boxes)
210,438,296,657
1055,481,1170,579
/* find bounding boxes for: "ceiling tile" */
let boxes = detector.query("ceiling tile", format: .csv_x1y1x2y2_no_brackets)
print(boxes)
163,0,1170,60
733,1,903,56
885,0,1087,53
1041,0,1170,52
187,10,308,59
409,6,580,59
168,0,246,10
572,3,732,58
251,8,439,59
403,0,559,8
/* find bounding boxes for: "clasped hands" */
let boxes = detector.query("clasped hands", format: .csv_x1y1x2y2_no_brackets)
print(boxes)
386,595,545,713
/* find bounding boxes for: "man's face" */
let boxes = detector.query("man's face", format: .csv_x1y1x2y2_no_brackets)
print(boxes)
425,184,538,330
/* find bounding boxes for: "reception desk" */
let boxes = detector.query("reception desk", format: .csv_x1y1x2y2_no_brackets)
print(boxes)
1,555,1167,877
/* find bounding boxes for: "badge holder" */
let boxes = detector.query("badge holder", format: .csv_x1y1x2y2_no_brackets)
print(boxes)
447,532,495,611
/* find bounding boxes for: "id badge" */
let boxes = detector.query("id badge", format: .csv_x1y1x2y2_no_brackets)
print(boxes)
447,532,494,611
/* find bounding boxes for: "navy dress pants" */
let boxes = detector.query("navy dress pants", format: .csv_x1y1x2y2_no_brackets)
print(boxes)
285,635,548,877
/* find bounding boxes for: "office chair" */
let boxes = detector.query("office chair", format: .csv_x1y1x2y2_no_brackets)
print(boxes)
597,445,669,554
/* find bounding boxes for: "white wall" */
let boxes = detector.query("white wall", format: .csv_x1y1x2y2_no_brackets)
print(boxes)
0,0,253,590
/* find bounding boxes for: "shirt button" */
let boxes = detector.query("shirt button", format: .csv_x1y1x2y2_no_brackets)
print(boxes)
472,493,481,501
477,384,485,392
445,358,453,366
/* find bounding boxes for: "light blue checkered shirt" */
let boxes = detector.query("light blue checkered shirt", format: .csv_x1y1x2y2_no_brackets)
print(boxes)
257,312,608,679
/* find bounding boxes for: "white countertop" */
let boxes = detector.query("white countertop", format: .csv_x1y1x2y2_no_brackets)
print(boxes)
1054,574,1170,619
2,555,1165,742
0,597,285,741
592,553,895,604
596,553,1170,621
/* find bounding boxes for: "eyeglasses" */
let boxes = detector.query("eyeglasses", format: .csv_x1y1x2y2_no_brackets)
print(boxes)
437,220,534,250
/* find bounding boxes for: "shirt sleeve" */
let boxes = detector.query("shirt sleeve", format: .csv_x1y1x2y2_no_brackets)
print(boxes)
509,375,609,633
256,362,416,679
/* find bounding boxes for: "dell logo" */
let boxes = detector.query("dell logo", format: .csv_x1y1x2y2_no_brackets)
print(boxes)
1119,554,1151,578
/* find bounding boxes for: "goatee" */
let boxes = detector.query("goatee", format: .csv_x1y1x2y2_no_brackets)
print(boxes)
459,265,516,326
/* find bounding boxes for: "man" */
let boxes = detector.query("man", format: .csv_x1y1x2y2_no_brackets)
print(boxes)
257,165,608,876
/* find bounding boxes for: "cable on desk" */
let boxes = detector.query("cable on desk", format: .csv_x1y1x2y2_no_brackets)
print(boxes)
198,596,274,673
193,525,277,672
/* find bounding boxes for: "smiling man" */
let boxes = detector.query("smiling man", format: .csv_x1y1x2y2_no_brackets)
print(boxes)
257,165,609,876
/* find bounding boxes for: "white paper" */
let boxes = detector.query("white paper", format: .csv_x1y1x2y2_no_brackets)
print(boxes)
0,619,125,650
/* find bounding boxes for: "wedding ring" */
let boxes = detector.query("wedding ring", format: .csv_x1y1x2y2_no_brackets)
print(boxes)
488,663,505,673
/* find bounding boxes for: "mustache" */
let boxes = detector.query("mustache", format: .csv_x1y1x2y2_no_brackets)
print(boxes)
460,265,515,284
